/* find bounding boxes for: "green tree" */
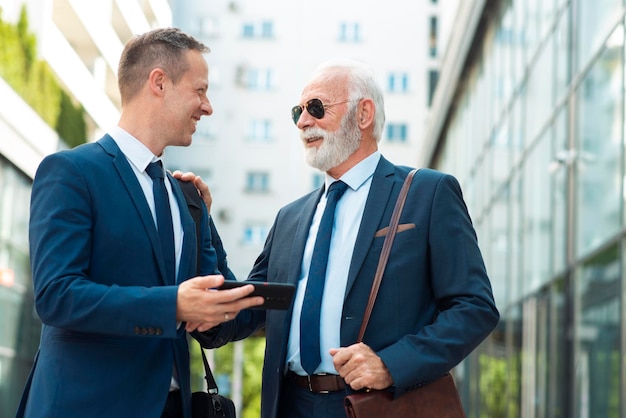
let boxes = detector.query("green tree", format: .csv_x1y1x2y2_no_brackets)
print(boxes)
57,91,87,148
0,5,86,147
241,337,264,418
479,354,508,418
189,336,265,417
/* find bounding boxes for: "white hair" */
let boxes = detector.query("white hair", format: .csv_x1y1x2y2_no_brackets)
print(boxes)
311,59,386,142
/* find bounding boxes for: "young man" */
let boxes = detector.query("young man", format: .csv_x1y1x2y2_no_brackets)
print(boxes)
16,28,262,418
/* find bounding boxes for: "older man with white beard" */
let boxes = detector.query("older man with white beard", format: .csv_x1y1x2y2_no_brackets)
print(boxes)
197,59,499,418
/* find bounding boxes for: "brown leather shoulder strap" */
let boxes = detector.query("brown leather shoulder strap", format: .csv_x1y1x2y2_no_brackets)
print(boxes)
356,169,418,342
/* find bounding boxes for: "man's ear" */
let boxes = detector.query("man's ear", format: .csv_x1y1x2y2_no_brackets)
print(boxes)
148,68,167,95
358,98,375,129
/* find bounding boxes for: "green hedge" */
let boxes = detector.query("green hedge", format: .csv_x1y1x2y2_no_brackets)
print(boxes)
0,5,86,148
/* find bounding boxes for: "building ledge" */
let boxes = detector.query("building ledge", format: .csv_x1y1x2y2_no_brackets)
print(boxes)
0,77,59,179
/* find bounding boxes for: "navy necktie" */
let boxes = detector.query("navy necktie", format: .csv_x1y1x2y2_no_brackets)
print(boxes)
146,161,176,284
300,180,349,375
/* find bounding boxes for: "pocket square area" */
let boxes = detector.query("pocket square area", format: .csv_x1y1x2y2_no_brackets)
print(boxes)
375,223,416,237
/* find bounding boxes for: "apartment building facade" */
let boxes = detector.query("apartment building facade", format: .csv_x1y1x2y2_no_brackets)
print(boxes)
166,0,453,283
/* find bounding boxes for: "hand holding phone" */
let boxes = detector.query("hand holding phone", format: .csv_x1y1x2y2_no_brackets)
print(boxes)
218,280,296,310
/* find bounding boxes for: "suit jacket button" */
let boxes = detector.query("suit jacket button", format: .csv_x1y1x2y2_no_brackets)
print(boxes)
134,326,141,335
142,328,148,335
148,327,155,335
156,328,163,336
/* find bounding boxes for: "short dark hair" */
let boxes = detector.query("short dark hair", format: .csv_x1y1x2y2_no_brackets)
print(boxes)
118,27,210,104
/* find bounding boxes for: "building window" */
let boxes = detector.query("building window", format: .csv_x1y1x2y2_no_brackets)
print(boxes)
388,72,409,93
339,22,361,42
192,168,212,186
236,67,273,90
194,119,217,141
242,24,254,38
386,123,408,142
198,16,219,38
248,119,272,142
245,171,270,193
248,68,272,90
242,223,270,246
0,157,41,416
428,69,439,106
261,21,273,38
576,246,621,417
429,16,438,57
242,20,273,39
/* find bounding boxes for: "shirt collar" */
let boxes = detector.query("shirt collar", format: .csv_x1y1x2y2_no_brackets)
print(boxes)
325,151,381,193
109,126,160,172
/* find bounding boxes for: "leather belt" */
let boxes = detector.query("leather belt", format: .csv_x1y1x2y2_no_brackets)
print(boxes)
286,371,345,393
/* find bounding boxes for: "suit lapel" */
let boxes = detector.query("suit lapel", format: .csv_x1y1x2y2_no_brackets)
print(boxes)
288,188,324,285
345,157,397,297
269,188,324,358
98,135,170,285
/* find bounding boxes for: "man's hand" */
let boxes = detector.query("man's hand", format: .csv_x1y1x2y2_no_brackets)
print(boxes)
171,170,212,214
330,342,394,390
177,275,264,332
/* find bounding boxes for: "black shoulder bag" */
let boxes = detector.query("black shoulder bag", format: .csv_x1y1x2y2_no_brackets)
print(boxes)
177,179,237,418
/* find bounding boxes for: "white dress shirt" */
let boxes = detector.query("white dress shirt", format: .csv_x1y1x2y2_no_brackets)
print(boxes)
109,127,184,279
109,126,184,390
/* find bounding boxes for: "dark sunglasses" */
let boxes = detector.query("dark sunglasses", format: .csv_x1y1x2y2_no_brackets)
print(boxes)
291,98,352,125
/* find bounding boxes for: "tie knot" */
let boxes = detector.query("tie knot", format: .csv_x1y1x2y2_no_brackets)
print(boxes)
326,180,348,199
146,161,165,180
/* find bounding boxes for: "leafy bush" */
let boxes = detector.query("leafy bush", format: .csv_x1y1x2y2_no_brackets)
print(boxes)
0,5,86,148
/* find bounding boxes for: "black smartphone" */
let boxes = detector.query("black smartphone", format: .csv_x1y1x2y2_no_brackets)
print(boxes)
217,280,296,310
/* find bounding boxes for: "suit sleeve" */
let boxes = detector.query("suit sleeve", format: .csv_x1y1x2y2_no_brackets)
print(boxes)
377,173,499,396
205,214,236,281
193,210,281,348
29,152,179,338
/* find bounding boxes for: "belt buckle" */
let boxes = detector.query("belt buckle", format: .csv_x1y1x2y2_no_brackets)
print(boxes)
308,373,329,394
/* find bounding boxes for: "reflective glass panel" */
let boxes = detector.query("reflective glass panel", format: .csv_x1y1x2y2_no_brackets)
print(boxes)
575,34,622,257
522,132,552,293
575,246,621,418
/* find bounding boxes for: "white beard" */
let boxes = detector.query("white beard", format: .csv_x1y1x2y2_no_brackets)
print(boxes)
302,114,361,172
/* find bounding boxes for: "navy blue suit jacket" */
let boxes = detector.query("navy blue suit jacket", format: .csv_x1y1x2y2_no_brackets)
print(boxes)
17,135,225,418
198,157,499,418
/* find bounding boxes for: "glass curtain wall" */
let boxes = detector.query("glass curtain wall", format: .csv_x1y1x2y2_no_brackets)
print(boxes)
432,0,625,417
0,157,39,418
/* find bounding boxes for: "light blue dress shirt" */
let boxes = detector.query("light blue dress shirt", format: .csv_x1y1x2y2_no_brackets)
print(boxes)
287,151,381,375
